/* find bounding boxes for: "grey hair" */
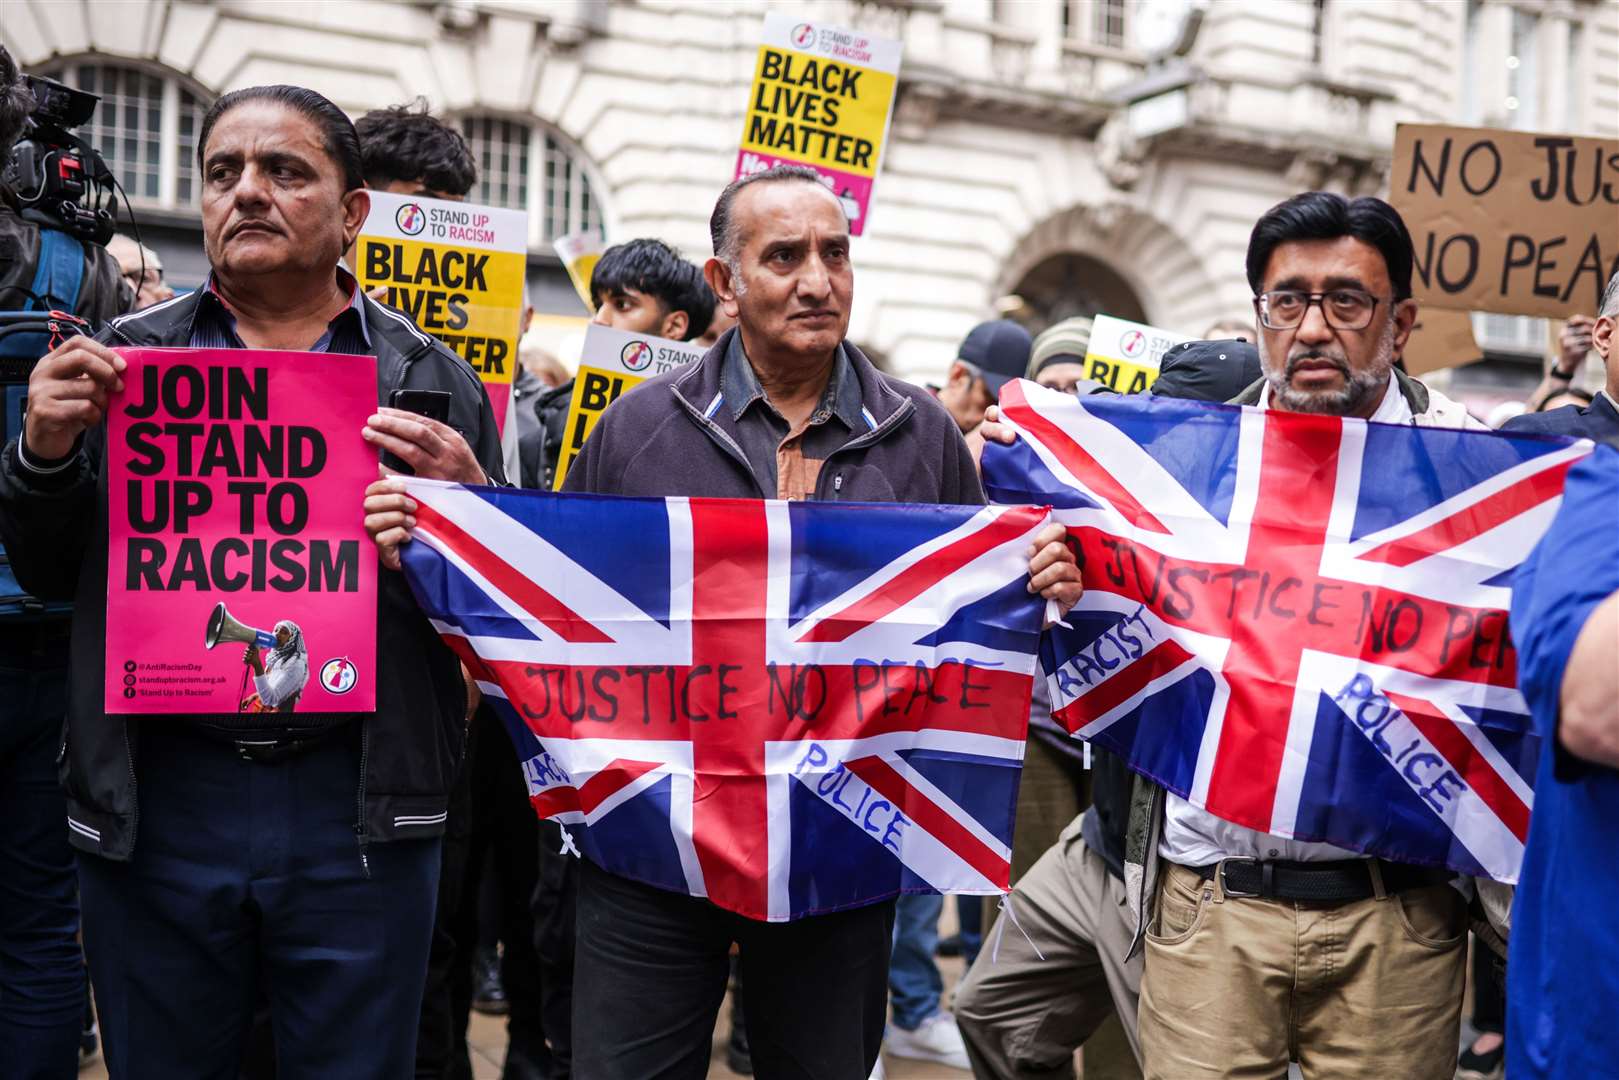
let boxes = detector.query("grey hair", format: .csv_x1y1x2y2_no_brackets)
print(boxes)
0,46,34,154
709,163,844,273
1601,268,1619,318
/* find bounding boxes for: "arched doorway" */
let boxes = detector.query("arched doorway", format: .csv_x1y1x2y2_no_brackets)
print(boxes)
1004,252,1148,332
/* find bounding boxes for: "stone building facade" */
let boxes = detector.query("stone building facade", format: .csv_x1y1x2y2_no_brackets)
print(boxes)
4,0,1615,386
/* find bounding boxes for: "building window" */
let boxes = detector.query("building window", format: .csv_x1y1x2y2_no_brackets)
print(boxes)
38,61,209,210
460,115,605,248
1062,0,1131,49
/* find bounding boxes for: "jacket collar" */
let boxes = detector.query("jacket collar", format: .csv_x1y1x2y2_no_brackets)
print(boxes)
673,326,906,434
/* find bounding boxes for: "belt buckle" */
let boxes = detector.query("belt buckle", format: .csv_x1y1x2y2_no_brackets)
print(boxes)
234,738,280,763
1218,856,1263,899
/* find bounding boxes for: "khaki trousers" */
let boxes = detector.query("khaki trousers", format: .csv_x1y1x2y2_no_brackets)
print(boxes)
955,815,1143,1080
1138,861,1467,1080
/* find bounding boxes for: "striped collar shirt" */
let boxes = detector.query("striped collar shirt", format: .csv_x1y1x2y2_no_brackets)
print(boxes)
187,265,372,354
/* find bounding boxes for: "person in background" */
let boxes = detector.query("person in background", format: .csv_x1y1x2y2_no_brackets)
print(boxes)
1504,275,1618,448
932,319,1032,433
355,97,474,200
1202,317,1252,342
523,238,715,490
105,234,175,311
354,97,549,1080
697,305,738,349
1149,338,1263,402
1517,313,1596,413
520,339,568,390
0,43,128,1078
1503,446,1619,1080
1024,317,1094,394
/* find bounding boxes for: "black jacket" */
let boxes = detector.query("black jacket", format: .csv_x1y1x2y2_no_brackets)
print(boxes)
563,328,984,505
0,287,507,861
1503,391,1619,449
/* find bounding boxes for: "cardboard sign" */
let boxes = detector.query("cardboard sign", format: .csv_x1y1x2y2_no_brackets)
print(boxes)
552,324,705,489
734,12,902,235
1391,123,1619,319
356,190,528,430
1082,314,1190,393
554,232,606,312
1403,307,1482,377
106,348,378,714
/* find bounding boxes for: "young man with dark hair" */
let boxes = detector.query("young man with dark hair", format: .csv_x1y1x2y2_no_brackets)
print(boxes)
522,238,716,489
354,98,476,200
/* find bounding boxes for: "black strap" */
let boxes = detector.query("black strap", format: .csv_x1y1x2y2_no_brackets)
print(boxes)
1191,858,1452,903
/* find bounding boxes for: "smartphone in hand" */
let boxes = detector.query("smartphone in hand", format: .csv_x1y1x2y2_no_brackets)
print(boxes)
380,388,453,474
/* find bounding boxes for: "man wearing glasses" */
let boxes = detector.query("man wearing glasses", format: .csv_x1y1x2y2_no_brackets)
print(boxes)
1122,192,1480,1078
106,234,175,312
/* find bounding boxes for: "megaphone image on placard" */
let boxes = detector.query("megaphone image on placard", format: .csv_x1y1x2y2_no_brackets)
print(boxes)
203,602,275,650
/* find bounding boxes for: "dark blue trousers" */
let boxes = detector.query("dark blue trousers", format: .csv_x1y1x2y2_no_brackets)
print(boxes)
77,724,440,1080
0,630,83,1079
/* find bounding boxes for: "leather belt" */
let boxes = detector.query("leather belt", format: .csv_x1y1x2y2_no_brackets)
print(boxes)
1192,857,1453,903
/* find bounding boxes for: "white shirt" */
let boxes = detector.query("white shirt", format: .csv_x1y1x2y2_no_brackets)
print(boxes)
1159,371,1411,866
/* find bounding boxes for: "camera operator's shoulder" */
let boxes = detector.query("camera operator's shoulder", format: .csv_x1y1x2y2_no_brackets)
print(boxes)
100,289,199,346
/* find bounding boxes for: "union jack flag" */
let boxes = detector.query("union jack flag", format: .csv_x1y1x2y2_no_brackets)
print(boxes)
397,481,1049,920
983,381,1594,883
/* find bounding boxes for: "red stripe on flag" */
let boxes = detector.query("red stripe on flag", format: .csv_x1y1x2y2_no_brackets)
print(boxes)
1051,638,1196,733
799,505,1047,644
1385,690,1531,844
532,787,580,818
415,501,613,644
998,381,1170,534
845,755,1010,890
575,759,664,816
1357,460,1576,568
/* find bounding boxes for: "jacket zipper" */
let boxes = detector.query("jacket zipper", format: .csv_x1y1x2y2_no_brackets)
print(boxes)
122,723,138,854
354,719,371,878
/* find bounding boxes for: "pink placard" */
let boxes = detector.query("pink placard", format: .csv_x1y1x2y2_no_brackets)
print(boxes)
733,151,876,235
106,348,379,714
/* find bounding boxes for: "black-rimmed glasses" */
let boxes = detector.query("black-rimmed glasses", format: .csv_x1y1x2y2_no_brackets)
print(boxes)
1254,289,1384,331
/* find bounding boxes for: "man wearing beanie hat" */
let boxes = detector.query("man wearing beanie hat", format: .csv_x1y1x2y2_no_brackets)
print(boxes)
1026,317,1097,394
934,319,1032,432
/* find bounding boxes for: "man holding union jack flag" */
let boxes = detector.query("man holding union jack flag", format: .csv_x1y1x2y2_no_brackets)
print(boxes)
367,162,1082,1080
979,191,1532,1080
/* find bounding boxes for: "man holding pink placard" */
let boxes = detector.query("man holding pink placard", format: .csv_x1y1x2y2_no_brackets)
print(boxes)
0,84,504,1079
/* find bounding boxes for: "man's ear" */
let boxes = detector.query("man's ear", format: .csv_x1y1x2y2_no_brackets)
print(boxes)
1593,313,1615,363
660,309,690,341
704,258,740,319
340,188,371,253
947,360,972,388
1391,298,1419,353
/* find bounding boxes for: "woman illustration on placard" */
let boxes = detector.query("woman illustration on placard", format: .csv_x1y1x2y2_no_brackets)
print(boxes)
241,620,310,713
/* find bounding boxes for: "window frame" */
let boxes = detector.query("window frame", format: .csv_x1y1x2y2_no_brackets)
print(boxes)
458,112,609,251
34,57,212,214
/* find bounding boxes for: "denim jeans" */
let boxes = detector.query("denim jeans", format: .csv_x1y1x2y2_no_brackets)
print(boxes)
890,892,945,1030
0,631,82,1079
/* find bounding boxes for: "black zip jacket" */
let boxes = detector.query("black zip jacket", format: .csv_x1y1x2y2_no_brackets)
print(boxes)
0,287,507,861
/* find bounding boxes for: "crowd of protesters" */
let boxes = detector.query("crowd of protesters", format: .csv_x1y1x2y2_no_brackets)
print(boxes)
1,49,1616,1080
